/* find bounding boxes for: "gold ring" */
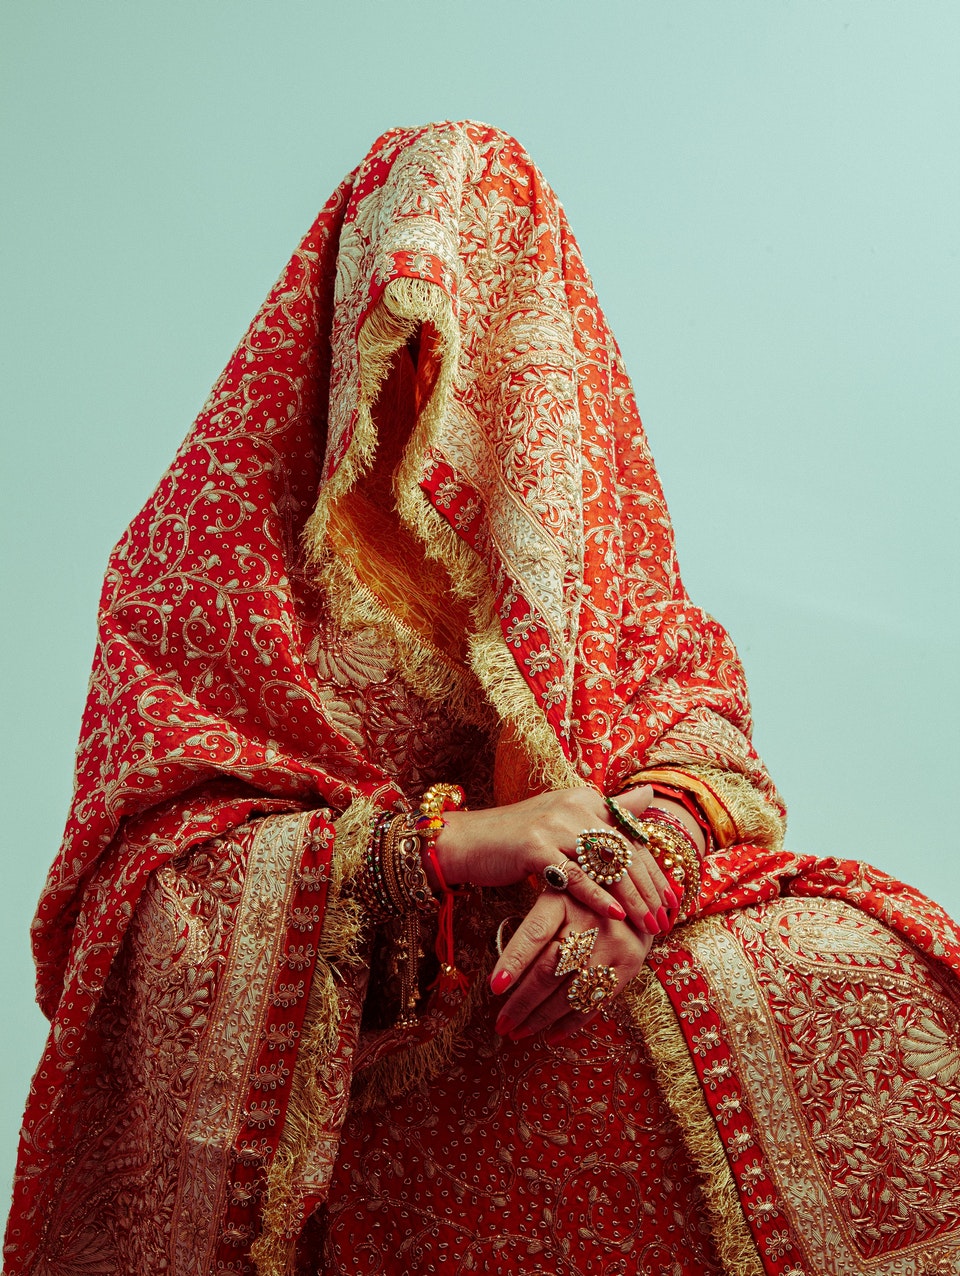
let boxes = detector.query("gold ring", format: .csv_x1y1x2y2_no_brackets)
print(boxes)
575,828,633,885
554,927,599,978
494,916,521,957
566,964,619,1015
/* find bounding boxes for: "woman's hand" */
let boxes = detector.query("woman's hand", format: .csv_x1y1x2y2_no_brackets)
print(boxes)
490,890,654,1043
433,785,677,937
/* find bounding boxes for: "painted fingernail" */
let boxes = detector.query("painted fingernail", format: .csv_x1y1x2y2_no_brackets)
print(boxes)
663,887,678,909
656,906,670,931
608,901,627,920
495,1015,514,1035
491,970,513,994
643,910,660,934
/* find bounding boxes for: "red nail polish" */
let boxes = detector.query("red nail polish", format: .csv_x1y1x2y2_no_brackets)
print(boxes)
491,970,513,994
495,1015,513,1036
656,906,670,931
608,901,627,920
663,887,678,908
643,910,660,934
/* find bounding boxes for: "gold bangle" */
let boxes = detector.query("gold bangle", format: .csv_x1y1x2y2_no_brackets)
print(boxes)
638,817,701,919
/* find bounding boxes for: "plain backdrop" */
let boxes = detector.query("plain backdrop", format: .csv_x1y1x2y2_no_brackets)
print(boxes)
2,0,958,1211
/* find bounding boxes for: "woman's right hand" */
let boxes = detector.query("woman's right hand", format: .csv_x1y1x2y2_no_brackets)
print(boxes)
489,889,654,1042
432,785,676,937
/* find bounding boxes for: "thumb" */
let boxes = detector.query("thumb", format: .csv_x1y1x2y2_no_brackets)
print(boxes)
611,783,654,816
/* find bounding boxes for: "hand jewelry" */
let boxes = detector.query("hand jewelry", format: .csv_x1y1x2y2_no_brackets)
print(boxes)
604,795,649,843
554,927,599,978
575,828,632,885
542,862,571,891
494,916,522,957
566,963,619,1014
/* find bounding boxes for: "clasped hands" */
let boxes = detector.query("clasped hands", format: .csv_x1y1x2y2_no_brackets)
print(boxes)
431,784,678,1045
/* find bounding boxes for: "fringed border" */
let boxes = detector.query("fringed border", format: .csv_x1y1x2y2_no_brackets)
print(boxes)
302,275,578,798
250,798,373,1276
350,963,490,1114
621,967,765,1276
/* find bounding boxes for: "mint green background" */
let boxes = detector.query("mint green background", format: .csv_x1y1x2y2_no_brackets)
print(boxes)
2,0,958,1212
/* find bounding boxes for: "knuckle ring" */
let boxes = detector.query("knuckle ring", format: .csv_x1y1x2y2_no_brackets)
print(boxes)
566,963,619,1015
542,862,571,891
554,927,599,977
575,827,633,885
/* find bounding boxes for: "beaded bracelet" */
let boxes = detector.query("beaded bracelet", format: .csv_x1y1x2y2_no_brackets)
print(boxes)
353,783,468,1026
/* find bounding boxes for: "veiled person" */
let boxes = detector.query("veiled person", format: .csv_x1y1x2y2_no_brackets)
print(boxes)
6,121,960,1276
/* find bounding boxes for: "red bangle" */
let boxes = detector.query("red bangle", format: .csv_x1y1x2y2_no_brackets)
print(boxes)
648,784,712,854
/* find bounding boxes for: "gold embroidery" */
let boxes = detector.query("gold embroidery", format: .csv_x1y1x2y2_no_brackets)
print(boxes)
685,902,960,1272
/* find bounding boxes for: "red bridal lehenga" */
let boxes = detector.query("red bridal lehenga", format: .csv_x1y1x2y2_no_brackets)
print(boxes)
5,122,960,1276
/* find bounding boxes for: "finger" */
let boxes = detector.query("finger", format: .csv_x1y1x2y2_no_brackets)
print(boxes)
543,1007,601,1045
609,867,657,937
621,853,671,934
489,893,564,996
494,944,565,1036
534,852,627,923
503,982,574,1040
611,784,654,816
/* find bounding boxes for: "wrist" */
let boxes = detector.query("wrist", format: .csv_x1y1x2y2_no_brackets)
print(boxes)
431,809,470,888
647,797,706,856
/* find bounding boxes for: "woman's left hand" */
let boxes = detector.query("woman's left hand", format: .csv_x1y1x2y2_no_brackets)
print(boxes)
490,889,654,1044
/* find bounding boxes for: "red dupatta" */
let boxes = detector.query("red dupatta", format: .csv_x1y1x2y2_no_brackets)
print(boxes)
8,121,960,1275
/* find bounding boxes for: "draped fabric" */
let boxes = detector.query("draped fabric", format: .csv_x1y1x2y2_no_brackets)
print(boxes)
6,121,960,1275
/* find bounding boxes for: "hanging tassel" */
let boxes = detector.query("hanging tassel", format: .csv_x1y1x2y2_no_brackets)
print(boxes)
424,841,471,996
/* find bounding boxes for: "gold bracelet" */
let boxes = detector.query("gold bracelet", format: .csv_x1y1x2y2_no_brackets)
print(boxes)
636,814,701,920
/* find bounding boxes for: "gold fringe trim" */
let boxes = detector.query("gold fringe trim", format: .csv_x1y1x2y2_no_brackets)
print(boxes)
634,759,785,852
251,798,373,1276
351,961,490,1113
622,960,764,1276
319,550,494,732
680,764,785,851
303,274,578,797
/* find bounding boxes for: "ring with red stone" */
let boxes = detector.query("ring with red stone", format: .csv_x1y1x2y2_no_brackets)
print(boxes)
542,862,571,891
575,828,633,885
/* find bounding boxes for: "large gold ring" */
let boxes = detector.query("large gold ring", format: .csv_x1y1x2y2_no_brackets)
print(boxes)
575,828,633,885
554,927,599,978
566,964,619,1014
604,796,649,844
